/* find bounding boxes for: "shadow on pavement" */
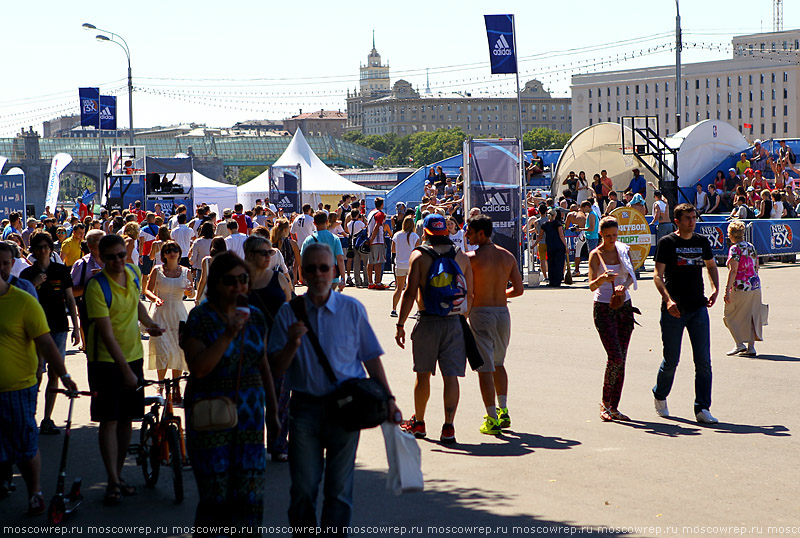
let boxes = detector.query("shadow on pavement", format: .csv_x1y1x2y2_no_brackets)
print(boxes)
425,430,581,457
745,354,800,362
611,419,702,437
665,416,790,436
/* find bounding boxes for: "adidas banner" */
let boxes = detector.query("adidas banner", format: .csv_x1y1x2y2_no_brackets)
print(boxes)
465,138,522,263
484,14,517,74
79,87,100,127
0,173,26,221
100,95,117,130
269,165,301,214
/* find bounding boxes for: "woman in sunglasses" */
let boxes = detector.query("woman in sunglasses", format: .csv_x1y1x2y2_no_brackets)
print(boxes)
244,235,292,462
181,252,279,531
144,240,193,402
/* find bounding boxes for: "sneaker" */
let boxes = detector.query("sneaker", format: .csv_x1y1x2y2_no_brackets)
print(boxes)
740,347,757,357
39,418,60,435
479,415,502,435
346,278,355,287
367,284,377,289
27,492,45,516
695,409,719,424
390,310,398,318
375,283,388,290
726,345,746,356
654,397,670,418
496,407,511,429
440,423,456,444
400,415,426,439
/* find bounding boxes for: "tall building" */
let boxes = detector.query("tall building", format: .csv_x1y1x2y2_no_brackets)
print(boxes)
346,33,391,132
283,110,346,137
571,30,800,138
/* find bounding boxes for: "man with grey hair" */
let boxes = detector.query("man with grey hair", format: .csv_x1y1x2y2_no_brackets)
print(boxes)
269,242,400,534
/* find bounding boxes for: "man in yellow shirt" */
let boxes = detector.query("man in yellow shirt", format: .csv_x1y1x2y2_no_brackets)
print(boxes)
86,233,162,505
735,152,751,176
60,223,85,268
0,241,78,515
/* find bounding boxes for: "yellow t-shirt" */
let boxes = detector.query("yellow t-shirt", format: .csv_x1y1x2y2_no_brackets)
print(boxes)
60,235,83,267
86,264,143,363
736,159,750,175
0,286,50,392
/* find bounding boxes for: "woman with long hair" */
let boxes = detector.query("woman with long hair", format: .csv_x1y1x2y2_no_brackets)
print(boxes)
181,252,278,530
243,235,292,462
576,171,590,204
391,216,420,317
532,208,568,287
189,221,214,285
588,216,637,421
271,218,298,285
149,225,171,267
758,189,773,219
122,222,140,265
144,239,193,401
195,237,226,305
592,173,605,211
723,220,764,356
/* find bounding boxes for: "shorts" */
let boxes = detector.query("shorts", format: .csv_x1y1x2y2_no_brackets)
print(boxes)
87,358,145,423
537,244,547,260
574,234,586,257
140,254,154,276
395,266,409,277
368,243,386,265
411,315,466,377
42,331,68,373
0,385,38,464
470,307,511,373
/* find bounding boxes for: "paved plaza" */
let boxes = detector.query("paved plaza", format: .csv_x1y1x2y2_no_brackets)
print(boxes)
1,261,798,538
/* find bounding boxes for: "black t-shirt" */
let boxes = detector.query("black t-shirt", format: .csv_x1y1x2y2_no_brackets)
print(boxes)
20,262,73,332
654,233,713,312
707,192,720,213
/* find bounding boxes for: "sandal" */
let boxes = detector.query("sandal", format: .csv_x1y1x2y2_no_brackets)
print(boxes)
609,409,631,421
118,480,137,496
27,492,45,516
103,484,123,506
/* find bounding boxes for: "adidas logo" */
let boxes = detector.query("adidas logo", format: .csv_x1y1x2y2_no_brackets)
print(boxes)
493,34,512,56
277,196,293,207
481,191,510,212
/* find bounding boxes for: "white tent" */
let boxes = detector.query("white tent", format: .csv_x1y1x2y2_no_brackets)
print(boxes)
237,128,378,208
665,120,750,188
192,170,238,213
552,122,657,203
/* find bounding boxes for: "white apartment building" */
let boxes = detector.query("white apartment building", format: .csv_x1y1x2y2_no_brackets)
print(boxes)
571,30,800,139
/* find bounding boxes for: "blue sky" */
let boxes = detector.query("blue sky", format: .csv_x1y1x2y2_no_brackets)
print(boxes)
1,0,797,135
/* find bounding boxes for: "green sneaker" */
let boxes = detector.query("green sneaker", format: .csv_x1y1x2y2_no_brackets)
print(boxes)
479,415,502,435
497,407,511,429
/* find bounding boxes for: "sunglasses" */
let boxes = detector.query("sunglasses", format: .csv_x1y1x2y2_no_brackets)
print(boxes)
252,249,275,257
303,264,331,274
103,252,126,261
163,247,180,254
221,273,249,286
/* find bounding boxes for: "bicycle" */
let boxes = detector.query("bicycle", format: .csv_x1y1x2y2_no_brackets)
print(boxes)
131,376,189,503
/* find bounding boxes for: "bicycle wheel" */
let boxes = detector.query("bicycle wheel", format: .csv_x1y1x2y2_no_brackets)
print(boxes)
139,415,160,487
166,423,183,503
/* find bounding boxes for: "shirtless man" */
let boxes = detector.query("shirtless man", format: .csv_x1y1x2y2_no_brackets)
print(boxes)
465,215,524,435
604,191,620,216
396,214,473,444
650,190,673,243
564,203,587,276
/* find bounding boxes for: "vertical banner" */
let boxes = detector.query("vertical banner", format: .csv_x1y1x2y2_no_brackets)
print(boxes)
269,165,301,214
100,95,117,130
0,156,7,174
0,172,26,220
79,87,100,127
465,139,522,264
45,153,72,212
484,14,517,74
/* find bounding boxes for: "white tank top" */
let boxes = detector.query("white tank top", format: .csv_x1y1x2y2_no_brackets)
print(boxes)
593,263,631,304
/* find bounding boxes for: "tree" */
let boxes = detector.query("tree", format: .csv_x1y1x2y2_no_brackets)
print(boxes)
234,166,267,186
523,128,571,151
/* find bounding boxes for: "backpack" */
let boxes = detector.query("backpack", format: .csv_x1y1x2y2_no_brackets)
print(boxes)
745,205,757,220
416,245,467,316
87,264,141,361
353,213,376,255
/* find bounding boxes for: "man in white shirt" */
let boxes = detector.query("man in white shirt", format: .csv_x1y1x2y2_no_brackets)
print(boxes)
169,204,187,230
291,204,315,247
694,183,709,214
224,220,247,259
170,213,194,268
215,209,233,238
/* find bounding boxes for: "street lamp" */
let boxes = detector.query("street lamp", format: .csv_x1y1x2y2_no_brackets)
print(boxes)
82,23,134,147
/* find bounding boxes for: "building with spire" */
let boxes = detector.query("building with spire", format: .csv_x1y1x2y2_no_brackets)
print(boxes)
346,33,392,132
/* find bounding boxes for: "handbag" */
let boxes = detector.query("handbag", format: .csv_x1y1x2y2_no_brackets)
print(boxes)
290,297,389,431
190,333,245,432
761,304,769,326
380,422,424,495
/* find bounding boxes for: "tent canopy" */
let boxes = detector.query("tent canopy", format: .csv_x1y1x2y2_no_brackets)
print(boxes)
665,120,750,188
192,170,238,213
238,128,377,208
552,123,657,202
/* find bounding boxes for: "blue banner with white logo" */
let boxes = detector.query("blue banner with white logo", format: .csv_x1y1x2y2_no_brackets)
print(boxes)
484,14,517,74
750,219,800,255
0,174,26,220
695,222,731,258
269,166,301,214
100,95,117,130
79,87,100,127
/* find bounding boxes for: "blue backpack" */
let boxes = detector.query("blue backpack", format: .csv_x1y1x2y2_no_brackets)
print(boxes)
416,245,467,316
88,264,140,360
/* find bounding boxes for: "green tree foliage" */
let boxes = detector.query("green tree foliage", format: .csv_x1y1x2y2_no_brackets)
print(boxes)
234,166,267,186
522,128,571,151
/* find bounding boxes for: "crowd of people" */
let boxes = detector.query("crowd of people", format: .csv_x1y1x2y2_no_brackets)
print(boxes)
0,147,782,535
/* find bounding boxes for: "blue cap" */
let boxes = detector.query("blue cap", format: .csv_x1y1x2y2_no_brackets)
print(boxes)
423,214,449,236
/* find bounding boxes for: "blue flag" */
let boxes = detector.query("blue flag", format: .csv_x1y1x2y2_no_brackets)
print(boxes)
79,87,100,127
484,14,517,74
100,95,117,130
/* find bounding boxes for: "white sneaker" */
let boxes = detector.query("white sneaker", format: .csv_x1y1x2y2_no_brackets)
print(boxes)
654,397,669,418
696,409,719,424
726,345,746,356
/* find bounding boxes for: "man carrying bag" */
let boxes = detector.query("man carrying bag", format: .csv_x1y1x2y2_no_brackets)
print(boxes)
269,242,401,536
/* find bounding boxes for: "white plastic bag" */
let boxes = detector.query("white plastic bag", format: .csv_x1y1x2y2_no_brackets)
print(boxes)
380,422,424,495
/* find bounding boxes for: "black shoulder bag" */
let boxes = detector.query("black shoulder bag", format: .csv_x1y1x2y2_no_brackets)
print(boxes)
289,296,389,431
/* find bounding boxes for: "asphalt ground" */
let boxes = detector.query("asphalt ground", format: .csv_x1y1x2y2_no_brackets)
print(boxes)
1,260,798,538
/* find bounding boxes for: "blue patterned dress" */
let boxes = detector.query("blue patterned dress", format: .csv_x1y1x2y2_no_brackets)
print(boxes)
183,302,268,535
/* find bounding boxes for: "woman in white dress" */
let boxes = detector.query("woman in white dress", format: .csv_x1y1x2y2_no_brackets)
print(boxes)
145,239,193,402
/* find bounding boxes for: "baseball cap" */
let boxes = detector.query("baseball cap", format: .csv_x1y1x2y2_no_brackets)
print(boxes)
424,180,431,185
423,214,449,236
728,167,736,172
747,186,755,192
754,139,762,145
755,169,762,175
744,168,754,175
223,208,232,217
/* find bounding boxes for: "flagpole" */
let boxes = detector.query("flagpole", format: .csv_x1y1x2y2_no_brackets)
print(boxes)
98,93,103,207
511,15,524,273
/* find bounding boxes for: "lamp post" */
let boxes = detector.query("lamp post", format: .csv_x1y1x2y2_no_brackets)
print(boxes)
82,23,134,147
